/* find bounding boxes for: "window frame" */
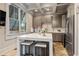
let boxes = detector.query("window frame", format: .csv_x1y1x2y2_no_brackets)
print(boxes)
6,4,27,36
9,4,19,33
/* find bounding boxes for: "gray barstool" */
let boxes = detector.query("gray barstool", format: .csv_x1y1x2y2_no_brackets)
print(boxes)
35,42,48,56
20,41,33,56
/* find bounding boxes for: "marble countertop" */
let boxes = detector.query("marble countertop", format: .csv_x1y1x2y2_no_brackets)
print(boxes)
47,28,66,33
17,33,52,40
34,27,66,34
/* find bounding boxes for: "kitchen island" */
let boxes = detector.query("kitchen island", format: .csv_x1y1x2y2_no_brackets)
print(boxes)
17,33,53,56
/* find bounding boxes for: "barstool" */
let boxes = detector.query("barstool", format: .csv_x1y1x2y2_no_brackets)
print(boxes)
20,41,33,56
35,42,48,56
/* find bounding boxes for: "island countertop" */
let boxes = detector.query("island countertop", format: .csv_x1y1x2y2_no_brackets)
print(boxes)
17,33,52,40
17,33,53,56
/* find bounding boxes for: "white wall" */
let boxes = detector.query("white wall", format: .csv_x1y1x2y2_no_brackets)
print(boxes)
0,3,33,54
0,3,16,53
75,4,79,56
26,13,33,33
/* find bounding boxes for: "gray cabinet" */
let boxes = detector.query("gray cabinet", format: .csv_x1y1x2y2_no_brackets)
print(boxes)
53,33,64,42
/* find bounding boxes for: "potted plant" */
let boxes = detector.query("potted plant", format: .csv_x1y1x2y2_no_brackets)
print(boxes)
42,28,48,36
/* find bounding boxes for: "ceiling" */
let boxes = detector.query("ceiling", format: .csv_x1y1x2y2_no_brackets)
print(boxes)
23,3,70,16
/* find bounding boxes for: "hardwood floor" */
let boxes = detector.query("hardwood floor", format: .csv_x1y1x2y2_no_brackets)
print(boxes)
53,42,68,56
0,42,68,56
0,48,17,56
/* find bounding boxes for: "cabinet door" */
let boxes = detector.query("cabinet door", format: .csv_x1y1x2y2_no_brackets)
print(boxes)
53,33,64,42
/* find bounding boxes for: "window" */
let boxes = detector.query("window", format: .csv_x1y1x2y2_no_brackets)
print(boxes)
20,10,26,32
9,4,26,34
9,5,19,33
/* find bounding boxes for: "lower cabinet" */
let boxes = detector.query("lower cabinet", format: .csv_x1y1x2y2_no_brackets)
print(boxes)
53,33,64,42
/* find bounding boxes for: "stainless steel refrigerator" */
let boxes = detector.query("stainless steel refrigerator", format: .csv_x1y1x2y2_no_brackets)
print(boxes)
64,15,74,56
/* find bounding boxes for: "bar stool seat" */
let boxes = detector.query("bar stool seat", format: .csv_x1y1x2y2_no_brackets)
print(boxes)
35,42,48,56
20,41,33,56
35,43,47,47
21,41,33,45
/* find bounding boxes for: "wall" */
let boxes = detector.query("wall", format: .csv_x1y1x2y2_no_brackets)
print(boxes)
26,13,33,33
75,4,79,56
0,3,17,53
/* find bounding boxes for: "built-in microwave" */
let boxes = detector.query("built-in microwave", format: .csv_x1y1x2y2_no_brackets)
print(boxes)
0,10,6,26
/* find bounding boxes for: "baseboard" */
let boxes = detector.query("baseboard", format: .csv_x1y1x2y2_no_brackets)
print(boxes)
0,44,16,55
